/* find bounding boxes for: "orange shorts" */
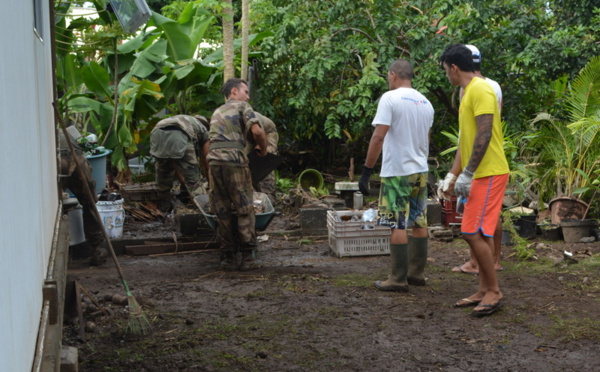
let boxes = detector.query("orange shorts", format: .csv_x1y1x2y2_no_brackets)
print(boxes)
461,173,508,237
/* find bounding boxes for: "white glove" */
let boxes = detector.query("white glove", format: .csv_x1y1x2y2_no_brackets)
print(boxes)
437,172,457,200
454,168,474,197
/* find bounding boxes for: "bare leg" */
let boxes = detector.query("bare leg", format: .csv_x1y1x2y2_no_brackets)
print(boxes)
453,217,503,273
493,217,503,270
462,232,503,309
452,250,479,274
412,226,428,238
391,228,408,244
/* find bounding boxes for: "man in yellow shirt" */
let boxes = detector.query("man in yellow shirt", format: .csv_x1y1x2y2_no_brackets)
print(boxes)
440,44,509,317
449,44,505,274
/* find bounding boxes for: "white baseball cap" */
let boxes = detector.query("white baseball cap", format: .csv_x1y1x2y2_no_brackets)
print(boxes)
465,44,481,63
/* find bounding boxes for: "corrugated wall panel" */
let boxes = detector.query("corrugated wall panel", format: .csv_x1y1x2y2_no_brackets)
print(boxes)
0,0,59,370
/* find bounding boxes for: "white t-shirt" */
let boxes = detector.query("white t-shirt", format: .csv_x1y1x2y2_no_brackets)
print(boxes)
485,77,503,111
371,87,434,177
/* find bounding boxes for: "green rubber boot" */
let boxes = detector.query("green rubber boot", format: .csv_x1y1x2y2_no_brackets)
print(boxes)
374,243,409,292
407,236,428,286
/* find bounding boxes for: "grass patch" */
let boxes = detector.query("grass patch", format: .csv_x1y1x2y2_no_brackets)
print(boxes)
576,255,600,270
333,273,375,287
500,305,531,324
427,264,451,274
507,255,600,291
504,258,558,275
194,321,239,340
238,314,296,339
546,315,600,341
449,238,470,249
245,289,280,300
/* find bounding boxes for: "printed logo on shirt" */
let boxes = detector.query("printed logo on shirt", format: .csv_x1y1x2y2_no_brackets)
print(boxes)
401,97,429,105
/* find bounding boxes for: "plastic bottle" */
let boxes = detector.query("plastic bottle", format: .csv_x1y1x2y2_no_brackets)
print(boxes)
353,191,363,210
456,196,467,214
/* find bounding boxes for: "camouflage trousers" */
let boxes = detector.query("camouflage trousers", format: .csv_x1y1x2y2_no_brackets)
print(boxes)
154,142,206,196
209,164,256,251
61,160,104,247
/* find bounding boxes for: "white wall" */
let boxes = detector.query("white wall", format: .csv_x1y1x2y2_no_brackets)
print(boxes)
0,0,59,370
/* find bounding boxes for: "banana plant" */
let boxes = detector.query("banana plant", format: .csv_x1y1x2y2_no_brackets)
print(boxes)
55,0,218,171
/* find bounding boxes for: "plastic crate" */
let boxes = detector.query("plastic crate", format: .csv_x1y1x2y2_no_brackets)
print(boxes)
327,210,391,257
441,197,457,212
440,197,462,227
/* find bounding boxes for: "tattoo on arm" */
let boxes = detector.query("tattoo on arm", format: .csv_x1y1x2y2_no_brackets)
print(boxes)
467,114,493,172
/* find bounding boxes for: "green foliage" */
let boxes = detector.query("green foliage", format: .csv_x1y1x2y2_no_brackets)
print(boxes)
144,0,173,13
275,176,296,193
502,211,536,261
528,56,600,202
55,0,220,171
309,186,329,199
249,0,600,170
58,0,600,182
439,123,536,196
251,0,423,165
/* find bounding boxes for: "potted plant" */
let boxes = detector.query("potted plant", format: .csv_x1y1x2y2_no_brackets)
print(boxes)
529,56,600,226
500,209,536,260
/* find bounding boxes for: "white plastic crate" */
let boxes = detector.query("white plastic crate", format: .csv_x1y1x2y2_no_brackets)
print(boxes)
327,210,391,257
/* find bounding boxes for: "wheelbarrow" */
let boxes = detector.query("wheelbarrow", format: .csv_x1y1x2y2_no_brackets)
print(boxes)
194,192,275,231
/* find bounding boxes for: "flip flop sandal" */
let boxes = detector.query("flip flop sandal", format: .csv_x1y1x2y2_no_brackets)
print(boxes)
452,264,478,275
471,300,504,317
454,298,480,308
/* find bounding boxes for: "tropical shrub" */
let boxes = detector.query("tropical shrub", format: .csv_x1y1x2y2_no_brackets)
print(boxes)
529,56,600,204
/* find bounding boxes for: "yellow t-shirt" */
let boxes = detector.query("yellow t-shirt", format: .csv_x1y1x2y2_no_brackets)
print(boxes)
459,77,509,178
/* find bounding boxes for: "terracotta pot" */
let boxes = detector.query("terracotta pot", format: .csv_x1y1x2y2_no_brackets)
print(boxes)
548,197,588,225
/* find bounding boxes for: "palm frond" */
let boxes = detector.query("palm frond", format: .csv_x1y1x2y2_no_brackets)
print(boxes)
530,56,600,200
566,55,600,121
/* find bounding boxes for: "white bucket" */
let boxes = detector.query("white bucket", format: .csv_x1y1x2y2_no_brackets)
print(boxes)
97,198,125,239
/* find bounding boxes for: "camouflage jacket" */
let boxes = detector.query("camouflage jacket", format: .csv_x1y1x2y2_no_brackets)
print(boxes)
150,115,209,159
58,131,84,177
245,112,278,155
208,100,261,166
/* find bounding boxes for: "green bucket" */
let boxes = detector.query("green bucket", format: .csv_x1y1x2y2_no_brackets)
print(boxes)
298,169,324,189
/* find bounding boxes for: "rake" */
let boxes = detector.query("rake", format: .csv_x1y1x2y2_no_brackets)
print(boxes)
54,103,151,335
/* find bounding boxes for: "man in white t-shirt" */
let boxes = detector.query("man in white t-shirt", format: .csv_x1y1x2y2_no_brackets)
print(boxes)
359,59,434,292
444,44,505,275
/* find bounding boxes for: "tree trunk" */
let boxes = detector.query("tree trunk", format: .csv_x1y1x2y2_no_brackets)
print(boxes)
241,0,249,81
222,0,235,81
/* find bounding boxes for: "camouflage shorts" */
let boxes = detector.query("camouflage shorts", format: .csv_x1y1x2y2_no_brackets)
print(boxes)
376,172,428,230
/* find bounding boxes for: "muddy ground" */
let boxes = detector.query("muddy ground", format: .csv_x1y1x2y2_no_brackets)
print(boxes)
64,208,600,372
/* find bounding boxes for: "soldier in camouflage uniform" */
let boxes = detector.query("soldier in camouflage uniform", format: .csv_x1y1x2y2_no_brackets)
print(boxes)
245,112,279,203
150,115,210,212
59,129,107,266
208,78,268,270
